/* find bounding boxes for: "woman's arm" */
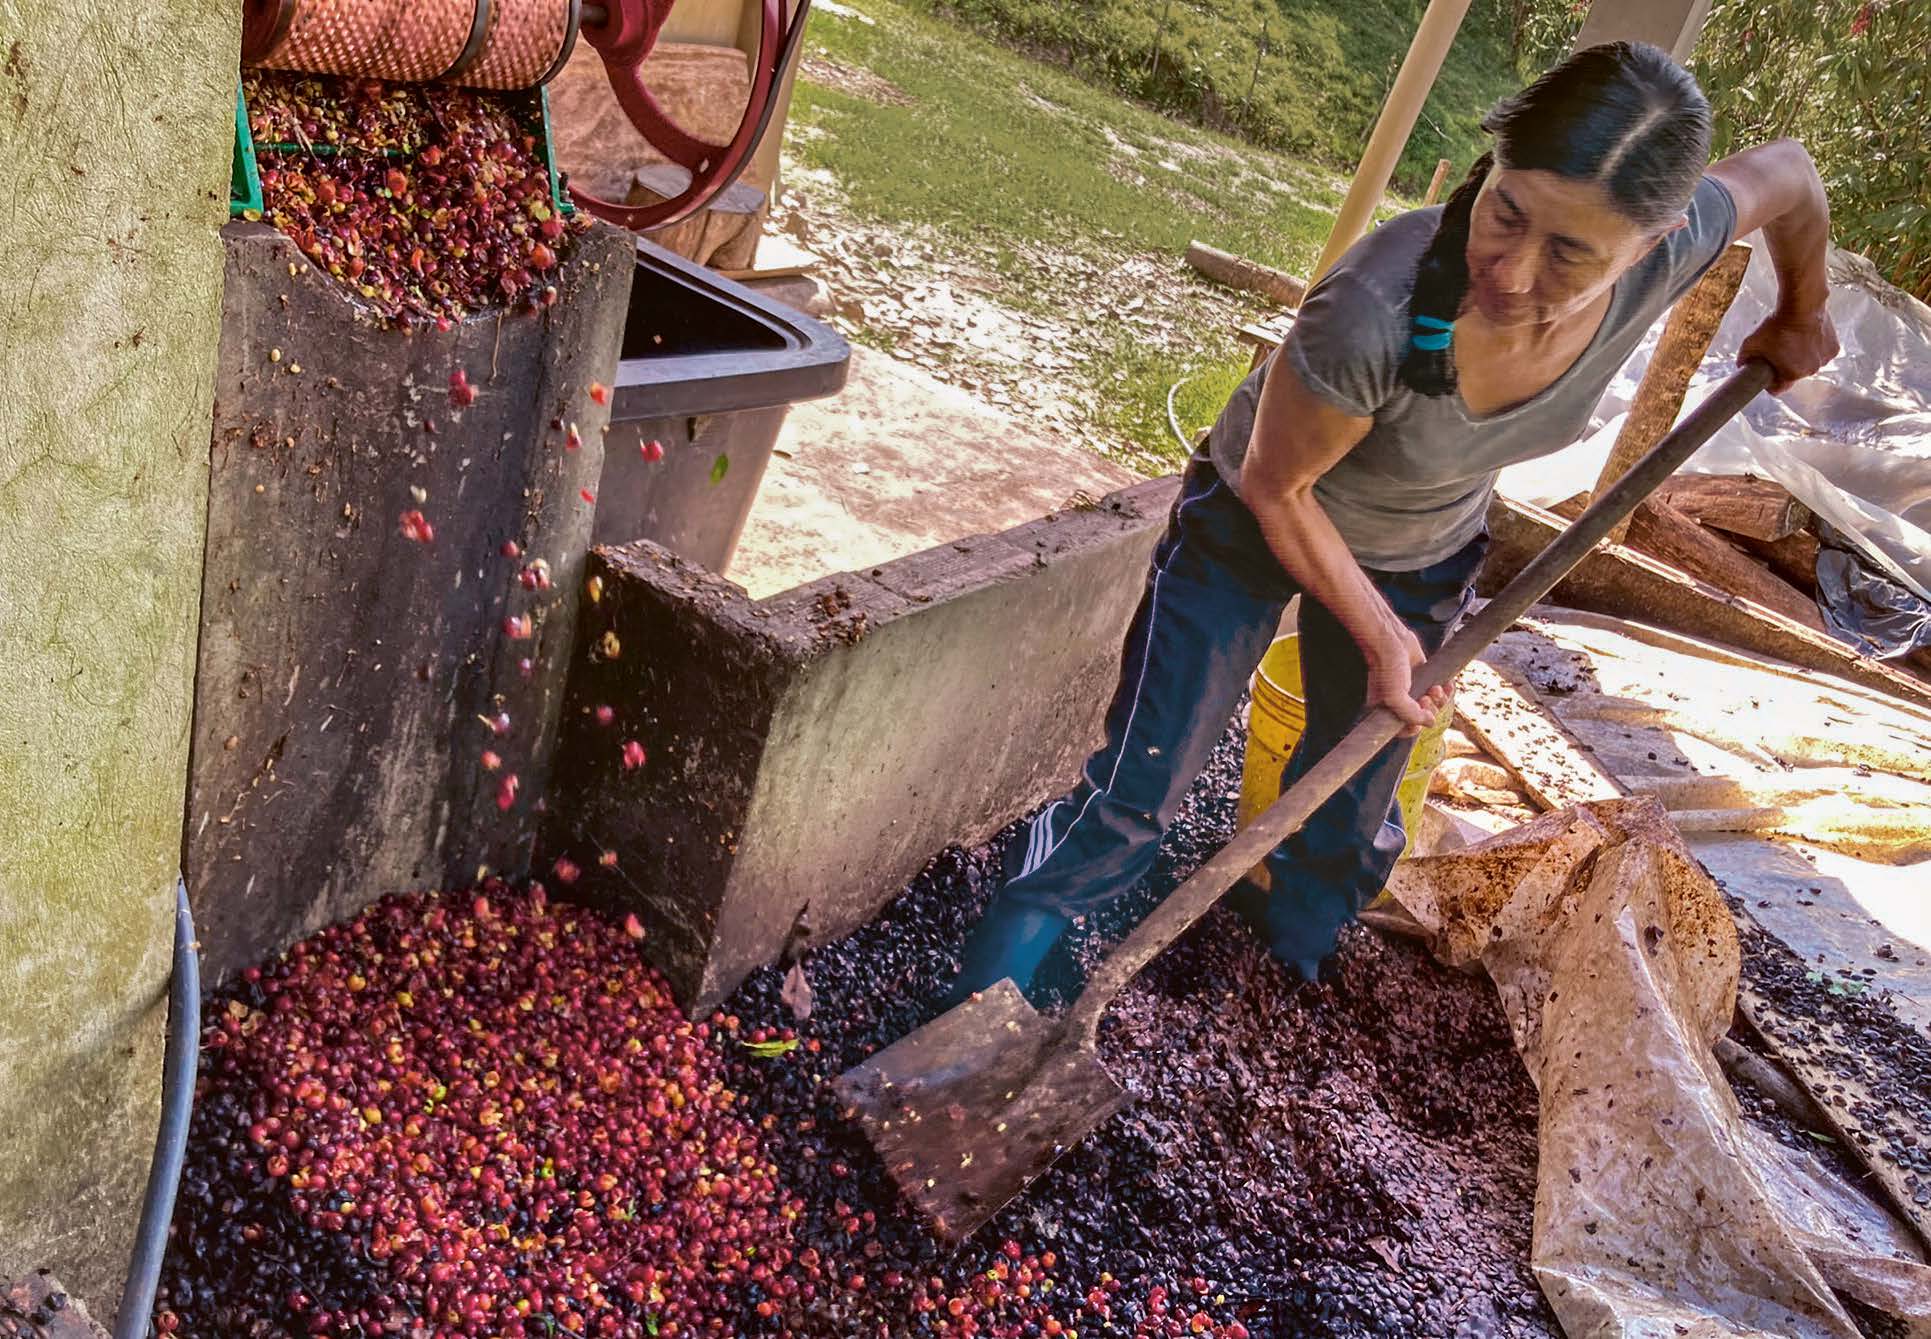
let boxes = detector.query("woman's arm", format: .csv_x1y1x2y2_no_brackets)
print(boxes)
1240,360,1445,736
1708,139,1840,392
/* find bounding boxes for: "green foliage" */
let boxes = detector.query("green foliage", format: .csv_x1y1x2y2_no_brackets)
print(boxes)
1691,0,1931,300
901,0,1534,193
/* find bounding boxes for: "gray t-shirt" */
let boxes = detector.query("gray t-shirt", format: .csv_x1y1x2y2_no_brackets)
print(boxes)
1208,174,1739,570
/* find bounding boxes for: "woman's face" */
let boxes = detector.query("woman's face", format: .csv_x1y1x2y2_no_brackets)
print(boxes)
1463,166,1682,328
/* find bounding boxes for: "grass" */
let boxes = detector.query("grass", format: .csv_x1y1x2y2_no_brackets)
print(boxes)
783,0,1471,463
792,1,1348,274
923,0,1532,194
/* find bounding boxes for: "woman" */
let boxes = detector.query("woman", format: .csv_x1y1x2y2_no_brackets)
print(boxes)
948,41,1839,1001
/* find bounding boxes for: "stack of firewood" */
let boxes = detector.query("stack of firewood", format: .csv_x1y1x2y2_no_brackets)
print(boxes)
1552,474,1820,631
1549,475,1931,682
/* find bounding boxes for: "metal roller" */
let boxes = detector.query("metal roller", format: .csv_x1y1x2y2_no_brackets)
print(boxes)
239,0,813,231
241,0,581,90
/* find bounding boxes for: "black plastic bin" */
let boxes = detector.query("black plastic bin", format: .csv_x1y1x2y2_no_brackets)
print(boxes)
596,238,850,572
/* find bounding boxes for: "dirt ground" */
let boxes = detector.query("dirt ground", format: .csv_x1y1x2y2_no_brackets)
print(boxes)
768,165,1269,477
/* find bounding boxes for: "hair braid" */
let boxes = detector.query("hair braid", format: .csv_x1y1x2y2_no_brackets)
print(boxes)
1398,152,1492,397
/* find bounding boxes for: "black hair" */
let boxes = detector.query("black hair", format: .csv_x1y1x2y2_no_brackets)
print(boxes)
1400,41,1713,396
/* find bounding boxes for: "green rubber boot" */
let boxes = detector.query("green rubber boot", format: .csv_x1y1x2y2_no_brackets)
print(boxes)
942,899,1072,1008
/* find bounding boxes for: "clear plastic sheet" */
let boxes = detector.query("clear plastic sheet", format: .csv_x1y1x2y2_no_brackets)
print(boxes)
1500,245,1931,604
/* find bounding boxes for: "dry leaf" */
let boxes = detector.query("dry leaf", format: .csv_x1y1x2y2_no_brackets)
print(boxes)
781,960,814,1021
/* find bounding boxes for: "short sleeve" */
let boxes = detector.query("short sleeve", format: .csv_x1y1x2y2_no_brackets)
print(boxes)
1658,174,1741,304
1281,270,1403,418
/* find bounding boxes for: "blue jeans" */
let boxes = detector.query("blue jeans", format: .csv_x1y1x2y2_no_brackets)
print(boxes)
999,453,1487,967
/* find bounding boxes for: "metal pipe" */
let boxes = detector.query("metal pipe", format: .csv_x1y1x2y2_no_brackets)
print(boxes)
114,881,200,1339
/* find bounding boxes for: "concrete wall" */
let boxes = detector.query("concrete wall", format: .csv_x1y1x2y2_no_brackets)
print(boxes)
0,1,238,1322
545,478,1180,1011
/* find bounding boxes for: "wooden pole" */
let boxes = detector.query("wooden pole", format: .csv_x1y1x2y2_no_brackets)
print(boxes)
1592,241,1753,543
1308,0,1474,287
1422,157,1452,207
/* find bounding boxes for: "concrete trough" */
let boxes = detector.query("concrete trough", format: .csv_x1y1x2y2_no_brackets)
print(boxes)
543,477,1179,1012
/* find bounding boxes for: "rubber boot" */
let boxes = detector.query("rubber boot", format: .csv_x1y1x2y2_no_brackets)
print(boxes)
1226,877,1324,984
942,898,1073,1008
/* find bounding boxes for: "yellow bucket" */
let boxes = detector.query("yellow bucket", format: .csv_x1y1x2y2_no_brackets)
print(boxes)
1236,634,1451,882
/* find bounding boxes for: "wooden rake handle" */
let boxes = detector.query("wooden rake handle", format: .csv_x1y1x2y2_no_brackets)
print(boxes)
1066,360,1775,1042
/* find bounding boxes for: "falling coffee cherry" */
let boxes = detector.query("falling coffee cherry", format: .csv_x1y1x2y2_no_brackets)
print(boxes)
480,711,511,736
640,439,665,463
589,382,610,406
499,539,521,559
495,774,519,811
518,559,552,592
552,857,581,885
621,739,646,770
480,750,502,772
600,850,619,868
503,614,533,640
580,487,597,504
398,509,435,543
594,704,616,727
449,368,476,408
623,913,646,940
585,575,604,603
564,423,582,451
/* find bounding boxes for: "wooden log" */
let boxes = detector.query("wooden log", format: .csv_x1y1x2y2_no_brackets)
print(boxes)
1737,529,1822,596
1184,240,1307,308
1624,499,1828,632
1653,473,1811,541
1712,1035,1837,1141
1548,491,1825,632
1481,494,1931,709
1593,241,1754,542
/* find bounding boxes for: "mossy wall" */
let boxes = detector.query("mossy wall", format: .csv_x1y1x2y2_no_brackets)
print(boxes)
0,2,237,1321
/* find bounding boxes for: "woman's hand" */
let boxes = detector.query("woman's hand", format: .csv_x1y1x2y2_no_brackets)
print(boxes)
1364,623,1447,738
1710,141,1838,394
1738,303,1839,394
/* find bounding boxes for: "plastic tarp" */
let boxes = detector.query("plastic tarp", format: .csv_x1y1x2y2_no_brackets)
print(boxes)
1816,525,1931,660
1384,798,1931,1337
1499,244,1931,606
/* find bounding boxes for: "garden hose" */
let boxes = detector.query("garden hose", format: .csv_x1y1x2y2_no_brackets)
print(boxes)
115,881,200,1339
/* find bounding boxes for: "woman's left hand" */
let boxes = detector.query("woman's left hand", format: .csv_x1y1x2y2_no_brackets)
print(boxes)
1738,303,1839,394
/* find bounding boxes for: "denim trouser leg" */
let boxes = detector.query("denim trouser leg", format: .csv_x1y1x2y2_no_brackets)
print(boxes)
999,463,1290,920
1254,543,1483,965
974,451,1486,983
